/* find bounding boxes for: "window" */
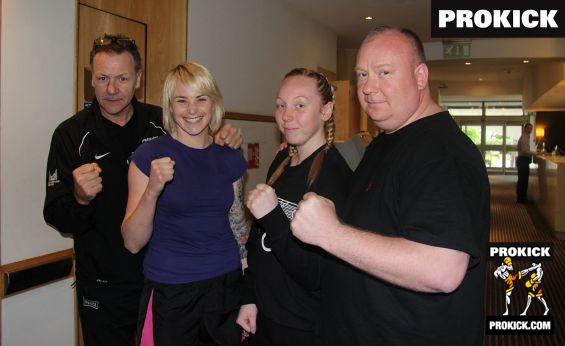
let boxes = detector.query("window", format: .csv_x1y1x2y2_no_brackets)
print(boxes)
442,99,531,174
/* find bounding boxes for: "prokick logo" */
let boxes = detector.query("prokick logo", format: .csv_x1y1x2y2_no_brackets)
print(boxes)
431,0,565,37
486,243,554,335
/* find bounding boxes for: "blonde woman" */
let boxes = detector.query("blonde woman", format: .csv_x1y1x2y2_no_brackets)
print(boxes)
237,68,352,345
122,62,247,345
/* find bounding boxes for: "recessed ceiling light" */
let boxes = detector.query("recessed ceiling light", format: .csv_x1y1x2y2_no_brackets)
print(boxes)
465,62,471,65
523,60,530,63
365,16,373,20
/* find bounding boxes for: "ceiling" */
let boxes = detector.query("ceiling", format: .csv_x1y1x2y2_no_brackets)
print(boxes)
280,0,565,108
281,0,434,48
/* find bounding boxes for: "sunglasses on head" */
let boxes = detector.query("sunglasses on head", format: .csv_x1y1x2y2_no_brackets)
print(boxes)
93,35,137,50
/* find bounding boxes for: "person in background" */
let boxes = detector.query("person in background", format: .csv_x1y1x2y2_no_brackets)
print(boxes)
43,35,242,346
121,61,247,346
236,68,352,345
516,122,536,204
290,26,490,345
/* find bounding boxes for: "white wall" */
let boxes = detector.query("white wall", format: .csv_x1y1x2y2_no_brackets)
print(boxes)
1,0,75,262
2,278,75,345
1,0,76,345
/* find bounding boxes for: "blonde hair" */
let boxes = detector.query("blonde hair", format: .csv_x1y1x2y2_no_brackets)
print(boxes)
267,68,336,188
162,62,224,134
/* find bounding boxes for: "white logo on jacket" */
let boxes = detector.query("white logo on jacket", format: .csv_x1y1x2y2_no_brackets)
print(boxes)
48,170,60,187
94,152,111,160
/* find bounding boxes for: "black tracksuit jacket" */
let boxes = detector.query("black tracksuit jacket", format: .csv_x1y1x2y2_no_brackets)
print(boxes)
43,98,165,285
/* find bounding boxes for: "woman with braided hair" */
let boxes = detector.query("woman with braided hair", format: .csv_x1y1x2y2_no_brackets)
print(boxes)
236,68,352,345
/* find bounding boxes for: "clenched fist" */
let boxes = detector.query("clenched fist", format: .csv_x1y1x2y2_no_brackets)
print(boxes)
246,184,278,219
73,163,102,205
291,192,340,249
147,157,175,197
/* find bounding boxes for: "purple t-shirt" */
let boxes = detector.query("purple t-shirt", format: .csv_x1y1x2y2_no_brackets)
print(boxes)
131,134,246,284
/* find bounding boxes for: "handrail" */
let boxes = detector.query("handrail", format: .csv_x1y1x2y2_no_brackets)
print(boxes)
0,249,75,299
225,111,275,123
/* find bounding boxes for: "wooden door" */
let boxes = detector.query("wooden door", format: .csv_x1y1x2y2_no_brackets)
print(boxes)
333,80,361,141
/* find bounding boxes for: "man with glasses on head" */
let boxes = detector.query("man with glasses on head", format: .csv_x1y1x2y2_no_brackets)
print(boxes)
43,34,243,346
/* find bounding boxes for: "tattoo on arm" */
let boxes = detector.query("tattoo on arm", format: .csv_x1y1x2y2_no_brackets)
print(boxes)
229,177,249,259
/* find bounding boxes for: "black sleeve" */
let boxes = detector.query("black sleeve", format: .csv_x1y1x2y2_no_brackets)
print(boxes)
262,148,353,291
43,125,96,235
258,205,326,291
241,220,260,304
241,147,299,302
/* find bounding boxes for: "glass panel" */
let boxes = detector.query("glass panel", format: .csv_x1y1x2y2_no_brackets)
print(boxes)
461,124,481,145
485,150,504,169
447,108,483,116
485,125,504,145
507,125,523,147
506,150,518,169
441,101,483,116
442,101,483,116
485,101,523,116
485,108,524,116
447,97,528,174
441,100,524,116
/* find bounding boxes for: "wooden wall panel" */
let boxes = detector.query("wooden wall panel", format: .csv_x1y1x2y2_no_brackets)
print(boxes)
80,0,151,23
144,1,187,105
333,80,361,141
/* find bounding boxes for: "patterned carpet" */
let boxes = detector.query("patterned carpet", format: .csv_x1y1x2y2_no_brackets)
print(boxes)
485,175,564,345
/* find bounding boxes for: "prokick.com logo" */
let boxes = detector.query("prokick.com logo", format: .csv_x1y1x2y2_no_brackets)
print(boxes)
431,0,565,37
487,242,554,335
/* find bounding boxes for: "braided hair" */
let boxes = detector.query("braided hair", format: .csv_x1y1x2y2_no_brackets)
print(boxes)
267,68,336,188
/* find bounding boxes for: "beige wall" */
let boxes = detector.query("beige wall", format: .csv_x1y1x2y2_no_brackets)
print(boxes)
188,0,337,117
188,0,338,197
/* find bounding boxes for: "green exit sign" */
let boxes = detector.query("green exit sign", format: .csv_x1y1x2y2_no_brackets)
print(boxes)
443,41,471,58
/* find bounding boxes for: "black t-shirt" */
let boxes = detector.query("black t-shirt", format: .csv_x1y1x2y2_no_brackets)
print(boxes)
320,112,490,345
243,145,353,331
44,98,165,286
